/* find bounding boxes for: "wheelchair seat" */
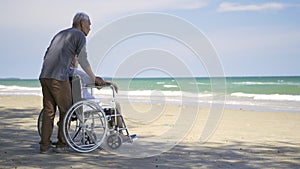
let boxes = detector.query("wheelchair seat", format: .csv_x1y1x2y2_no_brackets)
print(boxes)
70,75,84,103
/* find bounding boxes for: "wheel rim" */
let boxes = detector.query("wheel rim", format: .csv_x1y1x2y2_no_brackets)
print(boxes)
63,100,108,153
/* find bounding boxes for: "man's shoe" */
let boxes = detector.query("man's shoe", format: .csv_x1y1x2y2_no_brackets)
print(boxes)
40,148,53,154
55,147,70,153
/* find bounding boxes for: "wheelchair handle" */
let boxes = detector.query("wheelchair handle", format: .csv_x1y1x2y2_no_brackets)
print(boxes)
107,84,116,98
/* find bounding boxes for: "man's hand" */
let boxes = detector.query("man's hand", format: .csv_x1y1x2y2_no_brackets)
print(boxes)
95,76,106,86
95,77,118,93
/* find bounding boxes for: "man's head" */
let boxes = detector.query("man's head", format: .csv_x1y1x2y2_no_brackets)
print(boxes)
72,12,91,36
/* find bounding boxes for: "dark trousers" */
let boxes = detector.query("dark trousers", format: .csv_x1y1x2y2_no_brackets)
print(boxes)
39,78,72,151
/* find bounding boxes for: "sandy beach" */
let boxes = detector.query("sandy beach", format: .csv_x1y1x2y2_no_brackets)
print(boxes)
0,95,300,169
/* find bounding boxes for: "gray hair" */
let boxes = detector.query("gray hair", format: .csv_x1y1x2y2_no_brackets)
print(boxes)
72,12,90,27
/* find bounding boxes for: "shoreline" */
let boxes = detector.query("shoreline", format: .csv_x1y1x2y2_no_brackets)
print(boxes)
1,95,299,113
0,95,300,168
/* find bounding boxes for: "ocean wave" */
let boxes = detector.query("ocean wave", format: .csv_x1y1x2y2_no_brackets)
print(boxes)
232,82,300,86
124,90,212,98
231,92,300,101
0,85,41,91
0,84,212,99
163,84,178,88
93,90,213,104
189,82,208,85
0,85,42,96
1,84,299,112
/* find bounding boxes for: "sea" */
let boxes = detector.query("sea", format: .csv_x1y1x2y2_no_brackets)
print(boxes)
0,76,299,113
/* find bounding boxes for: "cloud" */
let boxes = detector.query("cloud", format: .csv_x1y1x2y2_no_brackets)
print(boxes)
217,2,284,12
1,0,207,30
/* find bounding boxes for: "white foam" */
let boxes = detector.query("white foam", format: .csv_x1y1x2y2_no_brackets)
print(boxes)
0,85,42,96
189,82,207,85
231,92,300,101
163,84,178,88
126,90,182,97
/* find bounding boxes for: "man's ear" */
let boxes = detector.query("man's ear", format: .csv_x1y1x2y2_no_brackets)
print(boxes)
79,20,84,28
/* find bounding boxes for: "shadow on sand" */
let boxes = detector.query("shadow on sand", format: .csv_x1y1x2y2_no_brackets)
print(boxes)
0,108,300,169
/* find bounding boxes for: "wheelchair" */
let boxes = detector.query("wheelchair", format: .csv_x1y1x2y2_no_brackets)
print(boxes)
37,75,135,153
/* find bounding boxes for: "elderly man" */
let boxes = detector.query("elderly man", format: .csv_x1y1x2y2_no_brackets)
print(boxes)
39,12,107,153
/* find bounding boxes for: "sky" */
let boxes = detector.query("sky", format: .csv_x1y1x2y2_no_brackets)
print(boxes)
0,0,299,78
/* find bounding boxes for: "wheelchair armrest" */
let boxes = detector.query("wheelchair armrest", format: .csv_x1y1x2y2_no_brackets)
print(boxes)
85,83,117,98
86,83,111,88
86,83,113,89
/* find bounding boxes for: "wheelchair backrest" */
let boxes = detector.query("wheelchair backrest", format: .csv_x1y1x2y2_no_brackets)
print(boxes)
71,75,83,103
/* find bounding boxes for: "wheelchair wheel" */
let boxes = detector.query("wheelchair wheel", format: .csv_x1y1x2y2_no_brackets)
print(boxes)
106,134,122,149
37,109,43,137
63,100,108,153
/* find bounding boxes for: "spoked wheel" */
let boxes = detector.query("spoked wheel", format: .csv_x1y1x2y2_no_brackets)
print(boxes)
106,134,122,150
63,100,108,153
37,109,44,137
